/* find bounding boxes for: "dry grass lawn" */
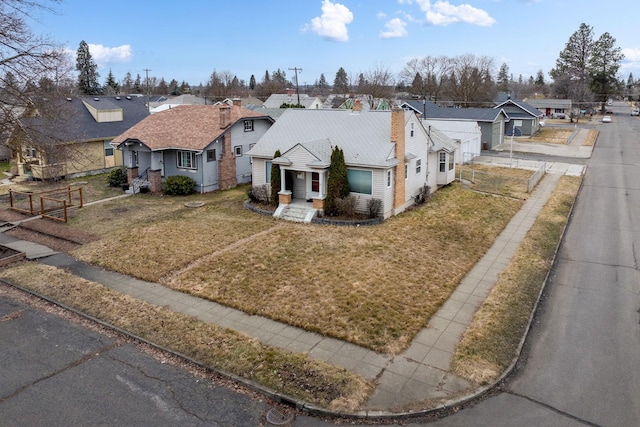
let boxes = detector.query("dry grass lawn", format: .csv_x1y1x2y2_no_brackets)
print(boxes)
70,182,522,354
0,263,371,410
451,175,581,384
457,164,533,200
520,127,574,144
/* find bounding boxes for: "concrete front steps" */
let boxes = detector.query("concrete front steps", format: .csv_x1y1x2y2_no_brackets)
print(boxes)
274,203,317,223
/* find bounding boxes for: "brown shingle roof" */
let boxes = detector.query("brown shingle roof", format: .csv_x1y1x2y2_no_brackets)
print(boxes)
112,104,267,151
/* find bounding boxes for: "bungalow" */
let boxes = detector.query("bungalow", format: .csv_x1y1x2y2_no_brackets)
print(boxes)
524,98,573,118
401,100,507,150
8,96,149,180
246,106,456,221
112,101,274,194
494,96,544,136
263,91,323,109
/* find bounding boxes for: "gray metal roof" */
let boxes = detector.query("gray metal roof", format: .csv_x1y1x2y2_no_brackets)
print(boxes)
401,100,506,122
525,98,572,109
247,109,404,168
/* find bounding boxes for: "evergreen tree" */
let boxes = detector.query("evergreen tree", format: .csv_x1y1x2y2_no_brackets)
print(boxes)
535,70,545,86
411,72,423,96
157,78,168,95
270,150,282,205
325,146,349,215
550,23,594,102
76,40,101,95
333,67,349,96
121,72,133,94
589,32,624,110
104,69,120,95
133,74,142,94
497,63,510,93
249,74,256,90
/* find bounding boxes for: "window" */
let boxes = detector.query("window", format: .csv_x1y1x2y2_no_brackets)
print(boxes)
312,172,319,192
104,141,113,157
416,159,422,174
177,150,197,169
404,163,408,180
387,170,392,187
439,152,446,173
234,146,242,157
410,123,414,137
206,149,216,162
448,151,454,171
131,151,138,167
266,161,272,182
347,169,372,195
244,120,254,132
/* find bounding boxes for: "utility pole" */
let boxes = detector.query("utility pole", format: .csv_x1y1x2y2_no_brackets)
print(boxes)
288,67,302,106
144,68,151,112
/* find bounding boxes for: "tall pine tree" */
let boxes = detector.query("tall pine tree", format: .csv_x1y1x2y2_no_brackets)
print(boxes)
325,146,349,215
76,40,101,95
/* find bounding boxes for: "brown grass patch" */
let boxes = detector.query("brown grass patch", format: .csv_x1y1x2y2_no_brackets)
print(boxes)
520,127,574,144
583,129,599,146
458,164,533,199
0,262,372,410
71,182,522,354
451,175,581,384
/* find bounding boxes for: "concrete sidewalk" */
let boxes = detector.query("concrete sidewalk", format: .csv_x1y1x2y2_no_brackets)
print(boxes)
0,170,565,414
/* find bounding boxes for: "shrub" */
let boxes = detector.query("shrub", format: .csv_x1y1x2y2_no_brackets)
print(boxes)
163,175,195,196
335,195,357,217
367,198,382,218
247,184,270,204
106,167,127,187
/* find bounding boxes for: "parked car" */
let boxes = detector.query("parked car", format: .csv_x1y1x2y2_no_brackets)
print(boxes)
602,115,612,123
631,109,639,116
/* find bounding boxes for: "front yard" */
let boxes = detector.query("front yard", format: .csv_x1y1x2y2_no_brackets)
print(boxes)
67,182,522,355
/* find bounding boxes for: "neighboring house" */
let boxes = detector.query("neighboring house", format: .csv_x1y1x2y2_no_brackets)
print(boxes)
9,96,149,179
524,98,573,118
423,119,482,164
401,100,508,150
246,106,456,221
494,96,544,136
112,101,274,194
262,91,323,109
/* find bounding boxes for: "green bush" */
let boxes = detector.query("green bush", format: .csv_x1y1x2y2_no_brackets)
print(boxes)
163,175,195,196
106,167,128,187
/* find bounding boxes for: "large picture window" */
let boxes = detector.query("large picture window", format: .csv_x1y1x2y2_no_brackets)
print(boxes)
177,150,197,169
347,169,372,195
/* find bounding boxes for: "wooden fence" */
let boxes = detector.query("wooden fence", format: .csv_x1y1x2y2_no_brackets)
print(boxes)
8,186,83,223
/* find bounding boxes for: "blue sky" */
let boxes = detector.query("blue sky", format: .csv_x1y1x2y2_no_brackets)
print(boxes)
31,0,640,89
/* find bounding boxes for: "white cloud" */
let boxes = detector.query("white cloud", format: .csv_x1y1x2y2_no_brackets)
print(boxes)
622,47,640,62
415,0,495,27
307,0,353,42
88,44,133,65
381,18,408,39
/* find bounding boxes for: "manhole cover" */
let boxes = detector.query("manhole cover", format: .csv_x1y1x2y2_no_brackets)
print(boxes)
265,407,294,425
184,201,205,208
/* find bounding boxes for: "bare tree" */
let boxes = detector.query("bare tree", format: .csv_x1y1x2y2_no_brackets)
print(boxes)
399,56,453,101
446,54,495,107
1,0,68,139
362,63,395,109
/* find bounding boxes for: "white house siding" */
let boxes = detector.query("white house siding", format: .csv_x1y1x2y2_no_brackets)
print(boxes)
251,158,270,187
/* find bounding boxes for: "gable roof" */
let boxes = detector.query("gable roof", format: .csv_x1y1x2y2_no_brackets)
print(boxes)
494,98,544,118
112,104,272,151
401,100,506,122
248,109,408,168
262,93,321,109
524,98,572,109
18,96,149,143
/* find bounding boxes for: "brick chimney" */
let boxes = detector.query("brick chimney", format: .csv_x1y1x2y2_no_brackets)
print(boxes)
391,106,405,211
232,98,241,107
353,99,363,112
219,105,231,129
